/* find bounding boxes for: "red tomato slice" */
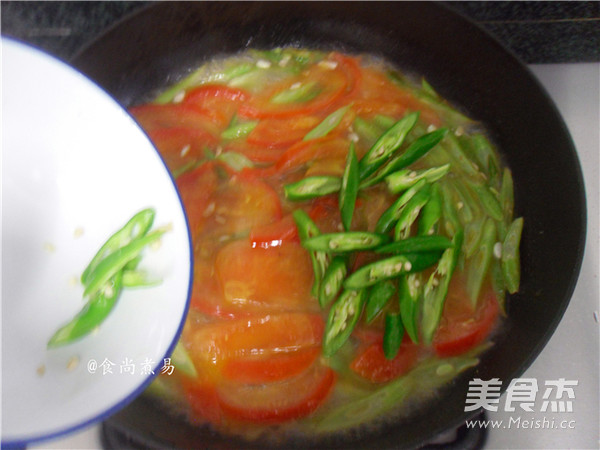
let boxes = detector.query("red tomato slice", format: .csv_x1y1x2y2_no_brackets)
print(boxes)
183,84,250,128
129,103,221,135
246,116,321,149
215,240,315,310
181,379,223,425
433,280,500,357
249,214,299,249
175,162,218,240
147,127,217,173
222,348,320,384
275,136,350,173
350,338,420,383
223,140,287,164
238,57,350,120
206,175,282,236
217,363,336,423
187,312,324,367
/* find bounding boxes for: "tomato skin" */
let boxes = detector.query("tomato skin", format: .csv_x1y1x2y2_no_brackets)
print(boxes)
350,338,420,383
246,116,321,149
183,84,250,128
175,163,218,240
217,364,336,423
215,240,315,310
222,348,320,384
433,285,500,358
249,214,299,249
187,312,324,366
129,103,221,134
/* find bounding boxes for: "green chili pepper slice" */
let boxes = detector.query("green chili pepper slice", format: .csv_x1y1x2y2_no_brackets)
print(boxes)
284,176,342,201
323,288,366,357
418,183,443,236
358,112,419,180
394,183,432,241
376,235,453,255
292,209,329,297
271,80,320,104
48,271,123,348
502,217,523,293
466,218,497,307
83,228,166,299
340,143,359,231
468,181,504,222
399,274,421,344
344,251,442,289
365,280,396,323
375,179,427,234
304,104,352,141
383,312,405,359
385,164,450,194
421,230,463,344
81,208,155,285
302,231,389,253
319,256,348,308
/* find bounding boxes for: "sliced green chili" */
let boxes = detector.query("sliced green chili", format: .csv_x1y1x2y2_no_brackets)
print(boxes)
466,218,496,306
83,228,166,299
344,251,442,289
418,183,443,236
375,179,427,234
81,208,155,285
502,217,523,293
216,151,254,172
302,231,389,253
323,289,366,357
386,164,450,194
358,112,419,180
383,312,405,359
271,80,320,104
469,181,504,222
319,256,348,308
48,271,123,348
399,274,421,343
376,235,453,255
304,104,352,141
365,280,396,323
220,121,258,140
340,143,359,231
284,176,342,201
292,209,329,297
394,183,432,241
122,270,161,287
421,230,463,344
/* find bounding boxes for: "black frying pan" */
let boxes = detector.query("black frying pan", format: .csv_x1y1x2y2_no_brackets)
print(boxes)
72,2,586,448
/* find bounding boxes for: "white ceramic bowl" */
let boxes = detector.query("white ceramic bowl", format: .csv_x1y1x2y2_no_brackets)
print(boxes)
1,38,192,446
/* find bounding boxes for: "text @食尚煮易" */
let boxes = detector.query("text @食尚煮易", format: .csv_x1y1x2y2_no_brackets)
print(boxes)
86,357,175,375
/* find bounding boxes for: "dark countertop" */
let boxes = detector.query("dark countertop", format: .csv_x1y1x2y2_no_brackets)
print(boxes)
2,1,599,64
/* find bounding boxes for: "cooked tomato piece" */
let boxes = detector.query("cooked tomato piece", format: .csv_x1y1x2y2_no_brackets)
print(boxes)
223,140,287,164
222,348,320,384
246,116,321,149
183,84,250,128
187,312,324,367
215,240,315,309
175,162,218,240
217,363,336,423
147,127,216,173
249,214,299,249
238,57,351,120
181,379,223,425
275,136,350,173
433,280,500,357
205,175,282,236
350,338,420,383
130,103,221,135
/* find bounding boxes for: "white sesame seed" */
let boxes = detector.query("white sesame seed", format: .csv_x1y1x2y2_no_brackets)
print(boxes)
454,126,465,137
73,227,84,238
290,81,302,90
427,124,438,133
203,202,216,217
457,201,464,210
349,132,360,143
404,262,412,272
256,59,271,69
215,216,226,225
